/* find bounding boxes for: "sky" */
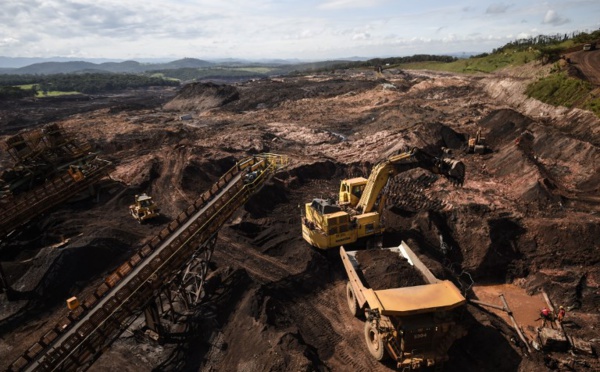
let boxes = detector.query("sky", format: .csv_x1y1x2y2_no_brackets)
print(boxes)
1,0,599,61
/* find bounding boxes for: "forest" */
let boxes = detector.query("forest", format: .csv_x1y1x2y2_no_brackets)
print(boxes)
0,73,179,99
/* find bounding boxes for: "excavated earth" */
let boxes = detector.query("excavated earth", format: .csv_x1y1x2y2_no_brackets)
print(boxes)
355,249,426,290
0,65,599,372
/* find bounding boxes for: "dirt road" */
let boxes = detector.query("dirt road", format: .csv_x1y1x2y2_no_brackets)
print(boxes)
568,49,600,85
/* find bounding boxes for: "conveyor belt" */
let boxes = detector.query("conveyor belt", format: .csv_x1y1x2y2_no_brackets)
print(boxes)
8,153,288,372
0,157,113,238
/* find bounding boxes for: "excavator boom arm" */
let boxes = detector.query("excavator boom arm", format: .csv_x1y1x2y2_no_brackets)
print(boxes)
355,148,464,213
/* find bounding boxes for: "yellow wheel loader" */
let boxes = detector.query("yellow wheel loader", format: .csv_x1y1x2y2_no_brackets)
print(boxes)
129,193,159,223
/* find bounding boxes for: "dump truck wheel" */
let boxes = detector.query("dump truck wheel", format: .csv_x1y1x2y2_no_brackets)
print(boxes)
364,321,388,361
346,282,361,317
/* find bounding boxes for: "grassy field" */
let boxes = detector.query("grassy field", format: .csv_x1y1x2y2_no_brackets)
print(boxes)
525,72,592,107
393,43,600,118
232,67,275,74
38,90,81,97
16,84,80,97
395,49,538,73
525,71,600,117
148,73,180,81
584,97,600,116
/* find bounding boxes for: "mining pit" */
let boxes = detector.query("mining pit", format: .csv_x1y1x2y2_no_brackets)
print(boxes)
1,67,599,371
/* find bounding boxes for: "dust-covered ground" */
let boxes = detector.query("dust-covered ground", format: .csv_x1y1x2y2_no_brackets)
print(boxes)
1,66,599,371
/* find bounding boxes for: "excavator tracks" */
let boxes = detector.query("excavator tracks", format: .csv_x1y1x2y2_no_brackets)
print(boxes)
8,153,288,372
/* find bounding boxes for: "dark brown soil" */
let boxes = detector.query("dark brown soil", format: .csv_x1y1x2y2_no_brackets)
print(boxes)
1,68,599,372
355,249,426,290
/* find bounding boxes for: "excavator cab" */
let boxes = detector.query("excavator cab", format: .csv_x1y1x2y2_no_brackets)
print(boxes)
339,177,367,207
129,193,160,223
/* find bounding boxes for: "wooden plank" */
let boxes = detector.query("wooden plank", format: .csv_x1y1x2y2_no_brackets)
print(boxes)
500,294,532,353
469,299,507,311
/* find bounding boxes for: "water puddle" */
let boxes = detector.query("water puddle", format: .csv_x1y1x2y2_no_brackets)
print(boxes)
472,283,549,341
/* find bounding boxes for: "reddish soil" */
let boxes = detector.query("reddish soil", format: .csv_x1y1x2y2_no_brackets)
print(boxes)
472,284,548,341
1,67,599,371
355,249,426,290
567,48,600,85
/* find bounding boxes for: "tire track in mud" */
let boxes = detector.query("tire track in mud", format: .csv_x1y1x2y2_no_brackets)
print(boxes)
570,49,600,85
329,283,394,372
215,231,392,370
285,283,393,372
214,234,303,283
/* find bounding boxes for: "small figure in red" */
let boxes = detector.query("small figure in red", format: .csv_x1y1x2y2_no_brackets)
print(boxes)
557,306,566,323
540,307,554,328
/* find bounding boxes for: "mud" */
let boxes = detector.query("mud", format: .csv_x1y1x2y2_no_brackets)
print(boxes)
355,249,426,290
1,67,599,371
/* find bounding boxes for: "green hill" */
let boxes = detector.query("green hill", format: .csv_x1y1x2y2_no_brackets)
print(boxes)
386,29,600,117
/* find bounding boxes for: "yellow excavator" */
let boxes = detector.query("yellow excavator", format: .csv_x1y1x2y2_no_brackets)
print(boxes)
467,128,489,154
301,148,465,249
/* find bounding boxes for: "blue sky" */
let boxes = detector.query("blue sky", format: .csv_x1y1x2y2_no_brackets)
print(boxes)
1,0,598,60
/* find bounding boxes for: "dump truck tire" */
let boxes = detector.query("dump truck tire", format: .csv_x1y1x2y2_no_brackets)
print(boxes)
364,321,388,361
346,282,360,317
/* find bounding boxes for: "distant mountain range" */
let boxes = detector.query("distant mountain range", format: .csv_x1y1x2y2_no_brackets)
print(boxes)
0,57,347,75
0,57,217,75
0,53,479,75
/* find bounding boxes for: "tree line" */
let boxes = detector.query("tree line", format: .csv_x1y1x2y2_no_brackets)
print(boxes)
325,55,457,71
0,86,37,99
0,73,180,98
150,68,268,82
492,29,600,54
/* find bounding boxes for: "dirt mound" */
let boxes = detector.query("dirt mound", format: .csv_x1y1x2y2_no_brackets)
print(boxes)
163,82,240,112
2,70,600,372
356,249,426,290
479,109,533,147
221,77,381,112
566,65,587,81
440,124,467,149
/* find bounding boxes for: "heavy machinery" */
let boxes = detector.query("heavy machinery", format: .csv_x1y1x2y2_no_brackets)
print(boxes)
129,193,159,222
8,153,289,372
0,125,113,240
341,242,467,369
466,128,489,154
301,148,465,249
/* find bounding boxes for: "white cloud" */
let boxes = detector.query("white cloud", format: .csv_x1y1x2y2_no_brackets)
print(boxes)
486,3,512,14
542,10,570,26
0,0,597,60
318,0,384,10
352,32,370,40
0,37,19,46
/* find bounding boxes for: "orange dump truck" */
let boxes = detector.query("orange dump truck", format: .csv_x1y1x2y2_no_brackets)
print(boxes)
341,242,467,370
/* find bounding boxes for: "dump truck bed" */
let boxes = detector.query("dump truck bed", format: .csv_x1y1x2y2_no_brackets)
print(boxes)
365,282,466,316
341,242,466,316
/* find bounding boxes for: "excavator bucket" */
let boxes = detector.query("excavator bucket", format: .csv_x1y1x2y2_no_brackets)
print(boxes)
442,159,465,185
